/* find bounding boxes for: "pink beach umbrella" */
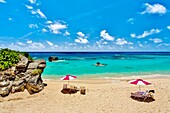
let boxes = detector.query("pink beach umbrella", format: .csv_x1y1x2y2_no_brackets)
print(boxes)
129,79,151,91
60,74,77,84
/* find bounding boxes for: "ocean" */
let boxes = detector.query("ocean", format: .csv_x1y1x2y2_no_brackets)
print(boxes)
29,52,170,79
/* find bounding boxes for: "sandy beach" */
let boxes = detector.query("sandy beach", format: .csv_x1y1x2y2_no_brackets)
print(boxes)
0,77,170,113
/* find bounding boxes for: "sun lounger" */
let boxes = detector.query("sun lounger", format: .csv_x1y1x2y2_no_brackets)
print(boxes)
61,84,70,94
61,84,78,94
69,85,78,94
131,90,155,102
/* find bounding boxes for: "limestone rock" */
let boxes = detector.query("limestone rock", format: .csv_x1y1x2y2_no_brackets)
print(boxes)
48,56,58,62
34,60,46,64
0,54,46,97
16,55,28,72
38,64,46,69
11,80,25,93
0,81,12,97
0,80,10,87
28,63,39,69
26,74,44,94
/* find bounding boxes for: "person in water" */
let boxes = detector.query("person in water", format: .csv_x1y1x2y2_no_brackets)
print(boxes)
95,62,106,66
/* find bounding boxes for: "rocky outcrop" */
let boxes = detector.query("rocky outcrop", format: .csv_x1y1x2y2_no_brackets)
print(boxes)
48,56,58,62
0,55,46,97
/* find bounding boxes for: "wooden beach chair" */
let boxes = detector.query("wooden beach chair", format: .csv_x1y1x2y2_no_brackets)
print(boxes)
69,85,78,94
61,84,70,94
63,84,68,89
80,86,86,95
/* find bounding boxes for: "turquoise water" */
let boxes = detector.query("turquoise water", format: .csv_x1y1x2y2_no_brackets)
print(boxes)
29,52,170,79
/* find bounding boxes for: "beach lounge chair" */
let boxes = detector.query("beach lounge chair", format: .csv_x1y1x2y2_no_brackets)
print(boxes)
131,90,155,102
143,90,155,102
69,85,78,94
61,84,78,94
80,86,86,95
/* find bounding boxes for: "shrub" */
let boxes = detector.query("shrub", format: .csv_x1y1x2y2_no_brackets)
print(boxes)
20,52,33,61
0,48,21,71
31,69,42,76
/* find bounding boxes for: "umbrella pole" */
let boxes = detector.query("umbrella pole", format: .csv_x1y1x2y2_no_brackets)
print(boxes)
139,85,140,91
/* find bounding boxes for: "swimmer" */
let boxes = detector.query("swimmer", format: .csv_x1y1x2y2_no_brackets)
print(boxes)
95,62,106,66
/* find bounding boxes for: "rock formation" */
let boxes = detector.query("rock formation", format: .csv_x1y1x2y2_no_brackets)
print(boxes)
0,55,46,97
48,56,59,62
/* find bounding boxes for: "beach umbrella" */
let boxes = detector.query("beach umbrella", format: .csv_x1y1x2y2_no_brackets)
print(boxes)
60,74,77,84
129,79,151,91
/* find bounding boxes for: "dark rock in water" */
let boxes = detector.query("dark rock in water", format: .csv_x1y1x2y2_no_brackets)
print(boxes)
0,55,46,97
48,56,59,62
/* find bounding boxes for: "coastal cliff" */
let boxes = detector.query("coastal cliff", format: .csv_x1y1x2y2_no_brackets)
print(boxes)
0,50,46,97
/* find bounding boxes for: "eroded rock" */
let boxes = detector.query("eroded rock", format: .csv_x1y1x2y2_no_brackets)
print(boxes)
48,56,58,62
0,55,46,97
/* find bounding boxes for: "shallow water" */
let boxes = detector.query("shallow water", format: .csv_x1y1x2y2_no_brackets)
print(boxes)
29,52,170,79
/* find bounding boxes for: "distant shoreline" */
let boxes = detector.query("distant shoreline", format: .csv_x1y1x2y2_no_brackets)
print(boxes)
27,51,170,53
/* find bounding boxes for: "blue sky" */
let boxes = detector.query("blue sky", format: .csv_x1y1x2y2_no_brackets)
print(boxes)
0,0,170,51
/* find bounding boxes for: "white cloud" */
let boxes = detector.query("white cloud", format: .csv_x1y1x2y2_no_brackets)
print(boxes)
131,29,161,38
127,18,134,24
116,38,132,45
37,9,47,19
27,40,32,44
29,24,38,28
141,3,167,14
25,40,45,49
64,31,70,36
0,0,6,3
31,10,37,15
8,18,12,21
102,41,108,44
25,5,33,10
17,42,25,46
157,43,170,47
46,41,53,46
29,0,36,4
167,26,170,30
130,33,136,38
28,42,45,49
100,30,114,41
77,32,85,37
53,45,58,48
149,38,162,43
139,44,143,47
75,38,88,44
75,32,89,44
42,28,48,32
48,22,67,34
46,21,53,24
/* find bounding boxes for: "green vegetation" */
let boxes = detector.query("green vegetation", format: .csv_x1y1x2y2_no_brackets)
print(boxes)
20,52,33,61
31,69,43,76
0,48,33,71
0,48,20,71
